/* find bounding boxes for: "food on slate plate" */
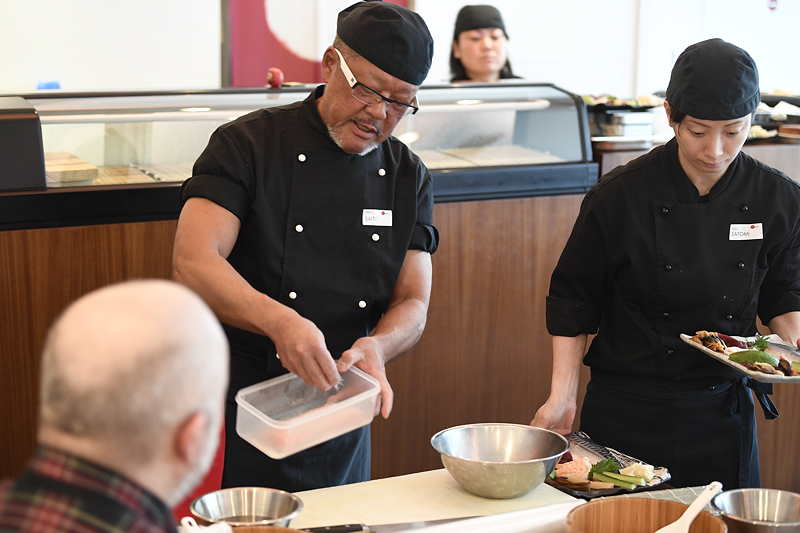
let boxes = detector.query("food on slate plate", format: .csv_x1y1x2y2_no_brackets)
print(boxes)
552,455,655,492
688,331,799,377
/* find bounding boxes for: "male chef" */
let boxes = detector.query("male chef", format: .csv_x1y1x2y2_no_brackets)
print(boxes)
172,1,437,490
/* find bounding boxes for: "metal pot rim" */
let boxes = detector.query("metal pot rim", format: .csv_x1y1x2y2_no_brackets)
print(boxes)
189,486,304,526
711,489,800,527
430,422,569,465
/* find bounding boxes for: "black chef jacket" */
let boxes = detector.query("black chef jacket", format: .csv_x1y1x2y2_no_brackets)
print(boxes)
547,138,800,488
181,85,438,491
548,138,800,381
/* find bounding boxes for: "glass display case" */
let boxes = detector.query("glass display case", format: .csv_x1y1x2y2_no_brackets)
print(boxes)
0,83,596,229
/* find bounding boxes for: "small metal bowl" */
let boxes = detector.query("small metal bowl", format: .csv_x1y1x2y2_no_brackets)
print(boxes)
431,422,569,499
712,488,800,532
190,486,303,527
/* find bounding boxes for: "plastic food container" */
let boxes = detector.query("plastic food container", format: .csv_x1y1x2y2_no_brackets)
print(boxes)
235,367,379,459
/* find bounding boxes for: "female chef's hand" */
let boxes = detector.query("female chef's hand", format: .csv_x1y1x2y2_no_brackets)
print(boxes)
338,336,394,419
530,397,576,435
272,311,340,390
768,311,800,348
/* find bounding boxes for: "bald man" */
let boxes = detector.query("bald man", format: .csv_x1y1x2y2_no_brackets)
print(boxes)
0,280,229,533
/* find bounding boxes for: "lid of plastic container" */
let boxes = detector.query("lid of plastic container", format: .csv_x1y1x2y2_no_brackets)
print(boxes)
236,367,379,426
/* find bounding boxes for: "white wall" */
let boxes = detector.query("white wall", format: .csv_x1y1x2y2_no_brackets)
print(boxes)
2,1,797,96
0,0,220,92
636,0,800,95
417,0,800,97
416,0,638,96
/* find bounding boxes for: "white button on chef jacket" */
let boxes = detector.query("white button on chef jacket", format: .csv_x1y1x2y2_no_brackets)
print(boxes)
295,224,304,232
289,291,297,300
378,168,386,176
371,233,380,242
297,153,307,162
358,300,367,308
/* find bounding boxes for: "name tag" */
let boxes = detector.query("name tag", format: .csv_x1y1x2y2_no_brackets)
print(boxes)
362,209,392,227
729,223,763,240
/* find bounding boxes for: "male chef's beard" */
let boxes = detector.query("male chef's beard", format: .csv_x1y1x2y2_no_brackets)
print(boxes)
328,126,379,156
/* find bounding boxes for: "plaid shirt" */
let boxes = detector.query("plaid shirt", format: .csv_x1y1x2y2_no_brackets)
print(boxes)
0,446,177,533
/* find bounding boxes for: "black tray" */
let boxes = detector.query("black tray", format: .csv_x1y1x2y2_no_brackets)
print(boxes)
546,432,671,499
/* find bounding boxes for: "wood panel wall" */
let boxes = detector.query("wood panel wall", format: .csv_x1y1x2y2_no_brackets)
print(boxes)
371,195,590,479
0,221,177,477
0,195,798,493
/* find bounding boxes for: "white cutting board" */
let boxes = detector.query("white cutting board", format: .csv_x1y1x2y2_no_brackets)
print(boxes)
291,469,578,529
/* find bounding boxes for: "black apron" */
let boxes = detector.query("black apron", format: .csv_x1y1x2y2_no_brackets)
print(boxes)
581,373,766,489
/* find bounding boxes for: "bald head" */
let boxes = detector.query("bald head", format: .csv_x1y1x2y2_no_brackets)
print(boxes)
39,280,228,465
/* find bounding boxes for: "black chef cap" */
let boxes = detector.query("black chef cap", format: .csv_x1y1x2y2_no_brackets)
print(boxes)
337,1,433,86
453,5,508,40
666,38,759,120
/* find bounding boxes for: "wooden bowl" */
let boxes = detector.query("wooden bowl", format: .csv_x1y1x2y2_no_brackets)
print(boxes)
566,497,727,533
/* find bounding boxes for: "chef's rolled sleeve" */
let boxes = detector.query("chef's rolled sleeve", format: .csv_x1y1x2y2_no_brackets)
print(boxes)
181,127,255,222
409,167,439,254
758,218,800,323
546,295,600,336
410,224,438,253
546,193,607,336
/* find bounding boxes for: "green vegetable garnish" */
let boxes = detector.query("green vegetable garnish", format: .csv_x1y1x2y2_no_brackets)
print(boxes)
603,471,646,486
729,349,778,367
792,361,800,373
592,472,636,490
752,336,769,351
589,458,620,476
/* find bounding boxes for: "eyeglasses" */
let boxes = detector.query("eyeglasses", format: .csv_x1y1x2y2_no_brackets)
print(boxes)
334,48,419,117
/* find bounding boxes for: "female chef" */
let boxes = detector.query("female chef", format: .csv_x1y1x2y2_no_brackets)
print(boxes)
450,5,520,82
532,39,800,489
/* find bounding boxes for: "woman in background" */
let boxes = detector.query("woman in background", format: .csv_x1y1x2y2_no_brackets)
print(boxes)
450,5,520,82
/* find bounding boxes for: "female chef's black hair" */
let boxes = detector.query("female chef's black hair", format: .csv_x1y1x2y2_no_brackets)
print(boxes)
449,52,516,83
667,103,687,125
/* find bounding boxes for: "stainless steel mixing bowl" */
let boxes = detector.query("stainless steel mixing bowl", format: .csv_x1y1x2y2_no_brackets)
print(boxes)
190,486,303,527
712,488,800,532
431,422,569,499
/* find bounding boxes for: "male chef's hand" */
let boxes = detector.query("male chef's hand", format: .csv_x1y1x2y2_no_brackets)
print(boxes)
272,311,340,390
530,398,576,436
338,336,393,418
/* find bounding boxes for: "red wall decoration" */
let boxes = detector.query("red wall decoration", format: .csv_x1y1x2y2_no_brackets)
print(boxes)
229,0,409,87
